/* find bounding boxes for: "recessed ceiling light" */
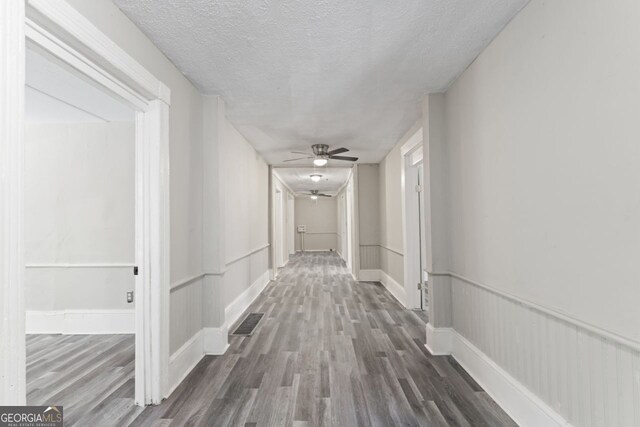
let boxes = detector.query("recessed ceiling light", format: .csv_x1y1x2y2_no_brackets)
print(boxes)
310,174,322,182
313,158,328,167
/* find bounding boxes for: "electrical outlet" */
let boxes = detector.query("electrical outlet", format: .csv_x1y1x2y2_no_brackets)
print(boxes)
126,291,134,303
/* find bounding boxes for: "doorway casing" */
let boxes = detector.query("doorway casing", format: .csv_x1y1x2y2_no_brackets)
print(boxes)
401,128,425,310
1,0,171,406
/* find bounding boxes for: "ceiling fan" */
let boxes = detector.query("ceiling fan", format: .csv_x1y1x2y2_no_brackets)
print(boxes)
284,144,358,166
304,190,332,199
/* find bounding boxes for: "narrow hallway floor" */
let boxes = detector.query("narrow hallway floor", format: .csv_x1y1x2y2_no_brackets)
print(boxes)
134,252,516,426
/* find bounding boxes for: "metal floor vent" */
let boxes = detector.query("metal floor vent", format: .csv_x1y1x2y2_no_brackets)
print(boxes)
231,313,264,336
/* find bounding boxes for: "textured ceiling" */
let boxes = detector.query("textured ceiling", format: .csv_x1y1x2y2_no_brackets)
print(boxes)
26,48,134,123
114,0,527,164
274,167,351,196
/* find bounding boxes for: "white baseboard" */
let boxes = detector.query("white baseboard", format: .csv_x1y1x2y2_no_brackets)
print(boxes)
425,325,568,426
425,323,454,356
168,330,204,396
202,326,230,355
26,309,134,334
224,269,271,330
379,270,406,307
357,269,406,307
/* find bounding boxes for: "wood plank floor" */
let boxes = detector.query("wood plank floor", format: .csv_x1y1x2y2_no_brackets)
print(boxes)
26,333,144,426
134,252,517,426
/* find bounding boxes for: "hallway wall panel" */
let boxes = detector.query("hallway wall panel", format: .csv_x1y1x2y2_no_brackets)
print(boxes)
220,117,269,307
435,0,640,424
170,280,203,354
451,276,640,427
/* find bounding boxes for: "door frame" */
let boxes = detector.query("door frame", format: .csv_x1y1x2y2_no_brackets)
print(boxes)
401,129,425,310
286,194,295,257
1,0,171,405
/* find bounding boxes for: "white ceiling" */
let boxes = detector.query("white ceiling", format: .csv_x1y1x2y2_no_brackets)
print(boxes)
274,167,351,196
25,48,134,123
114,0,527,164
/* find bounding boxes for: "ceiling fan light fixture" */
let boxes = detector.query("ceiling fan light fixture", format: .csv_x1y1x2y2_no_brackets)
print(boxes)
310,174,322,182
313,158,328,167
310,195,318,200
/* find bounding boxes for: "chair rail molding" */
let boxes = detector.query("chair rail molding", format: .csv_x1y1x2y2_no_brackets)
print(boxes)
426,270,640,426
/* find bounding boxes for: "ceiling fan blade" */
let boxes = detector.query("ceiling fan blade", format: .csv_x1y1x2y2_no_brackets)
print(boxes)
327,147,349,156
328,155,358,162
290,151,313,156
318,194,332,197
283,156,314,162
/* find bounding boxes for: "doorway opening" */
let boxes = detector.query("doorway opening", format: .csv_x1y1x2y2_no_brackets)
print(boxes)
271,166,356,273
1,1,170,406
401,131,428,313
23,46,141,420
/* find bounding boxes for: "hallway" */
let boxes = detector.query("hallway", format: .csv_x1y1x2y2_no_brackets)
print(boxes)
133,252,515,426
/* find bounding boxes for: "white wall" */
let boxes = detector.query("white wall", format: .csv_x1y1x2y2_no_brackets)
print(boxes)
295,197,338,252
426,0,640,425
66,0,205,352
25,122,134,319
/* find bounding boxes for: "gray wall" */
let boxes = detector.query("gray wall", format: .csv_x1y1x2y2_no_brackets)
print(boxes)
357,164,380,269
295,196,338,251
376,123,421,287
427,0,640,425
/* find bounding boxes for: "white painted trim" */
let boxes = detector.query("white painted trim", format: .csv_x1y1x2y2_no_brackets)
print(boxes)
400,128,425,311
423,324,569,426
26,310,135,334
203,326,230,355
225,244,270,267
358,269,380,282
378,244,404,257
424,323,453,356
25,263,135,268
170,273,205,292
0,0,27,406
225,269,272,330
168,330,204,396
357,269,406,306
5,0,174,405
350,165,360,280
26,0,170,104
400,127,424,157
379,270,406,306
451,330,569,427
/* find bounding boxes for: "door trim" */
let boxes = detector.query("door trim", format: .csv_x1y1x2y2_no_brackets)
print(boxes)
400,128,424,310
1,0,171,405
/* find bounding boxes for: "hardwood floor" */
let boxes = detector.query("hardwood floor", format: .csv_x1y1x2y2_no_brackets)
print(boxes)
26,333,144,426
134,252,516,426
